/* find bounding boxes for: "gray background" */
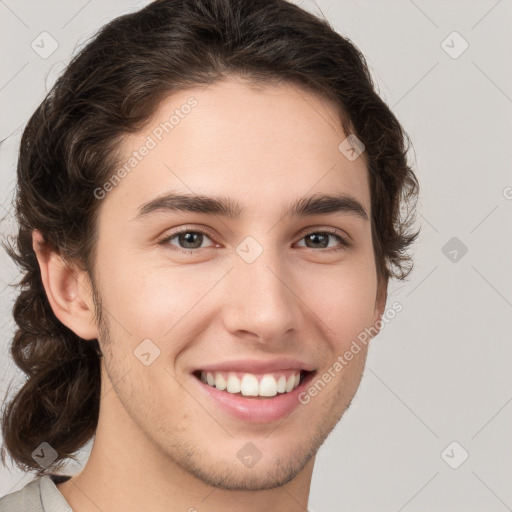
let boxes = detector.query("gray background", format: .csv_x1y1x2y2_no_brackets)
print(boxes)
1,1,511,510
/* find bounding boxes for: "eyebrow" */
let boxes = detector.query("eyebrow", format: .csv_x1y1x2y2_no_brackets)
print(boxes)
134,192,369,222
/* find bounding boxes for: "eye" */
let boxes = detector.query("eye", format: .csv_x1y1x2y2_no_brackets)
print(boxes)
159,229,217,253
159,227,350,255
295,230,349,251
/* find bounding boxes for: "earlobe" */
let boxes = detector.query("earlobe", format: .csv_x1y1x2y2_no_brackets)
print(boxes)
32,229,99,340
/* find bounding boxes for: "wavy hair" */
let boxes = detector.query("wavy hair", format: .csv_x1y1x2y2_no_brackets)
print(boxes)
1,0,419,476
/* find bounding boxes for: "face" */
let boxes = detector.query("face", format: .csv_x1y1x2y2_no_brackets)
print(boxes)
89,77,385,491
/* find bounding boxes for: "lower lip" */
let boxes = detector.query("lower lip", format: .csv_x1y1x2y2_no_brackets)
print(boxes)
193,372,316,423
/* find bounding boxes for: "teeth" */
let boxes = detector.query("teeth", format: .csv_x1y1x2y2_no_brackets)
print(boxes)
200,371,302,397
226,373,241,394
276,375,287,393
285,375,295,393
240,374,259,396
259,375,278,397
214,373,227,391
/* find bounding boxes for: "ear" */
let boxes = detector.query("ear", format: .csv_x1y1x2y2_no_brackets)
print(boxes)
371,275,388,337
32,229,99,340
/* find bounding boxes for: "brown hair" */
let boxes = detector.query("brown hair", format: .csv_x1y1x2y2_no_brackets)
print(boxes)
1,0,419,476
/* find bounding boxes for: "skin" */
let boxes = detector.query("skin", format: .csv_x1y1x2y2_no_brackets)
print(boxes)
33,77,387,512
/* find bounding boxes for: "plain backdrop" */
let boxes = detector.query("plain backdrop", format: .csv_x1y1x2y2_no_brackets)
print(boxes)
0,1,511,511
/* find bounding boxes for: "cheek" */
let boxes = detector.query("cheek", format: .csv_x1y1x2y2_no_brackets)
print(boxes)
93,222,182,340
97,254,223,346
303,260,378,346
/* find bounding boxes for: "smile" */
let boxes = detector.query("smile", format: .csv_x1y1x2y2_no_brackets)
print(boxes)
197,370,305,397
192,367,317,423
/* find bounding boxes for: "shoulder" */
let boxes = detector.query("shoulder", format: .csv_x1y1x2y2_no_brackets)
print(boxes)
0,475,72,512
0,478,42,511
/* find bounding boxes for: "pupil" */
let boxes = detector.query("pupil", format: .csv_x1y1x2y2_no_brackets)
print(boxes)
180,232,202,248
307,233,327,248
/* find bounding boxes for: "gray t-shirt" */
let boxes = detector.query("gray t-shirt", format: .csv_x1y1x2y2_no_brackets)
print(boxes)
0,474,72,512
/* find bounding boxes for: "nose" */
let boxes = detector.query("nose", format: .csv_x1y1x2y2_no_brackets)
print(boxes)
221,244,303,345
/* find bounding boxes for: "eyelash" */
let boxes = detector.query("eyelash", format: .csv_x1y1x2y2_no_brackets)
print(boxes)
158,227,350,255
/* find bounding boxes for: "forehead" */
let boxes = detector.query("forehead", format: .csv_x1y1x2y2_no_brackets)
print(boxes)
99,77,370,220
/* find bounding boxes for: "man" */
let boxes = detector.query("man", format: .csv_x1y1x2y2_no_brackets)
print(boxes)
0,1,418,510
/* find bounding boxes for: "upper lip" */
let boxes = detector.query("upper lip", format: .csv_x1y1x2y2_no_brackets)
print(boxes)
194,357,316,374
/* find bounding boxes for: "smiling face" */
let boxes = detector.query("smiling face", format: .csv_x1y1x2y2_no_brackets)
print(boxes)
87,77,386,491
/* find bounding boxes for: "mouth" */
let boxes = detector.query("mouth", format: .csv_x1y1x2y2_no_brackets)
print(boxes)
192,369,316,399
190,358,318,422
